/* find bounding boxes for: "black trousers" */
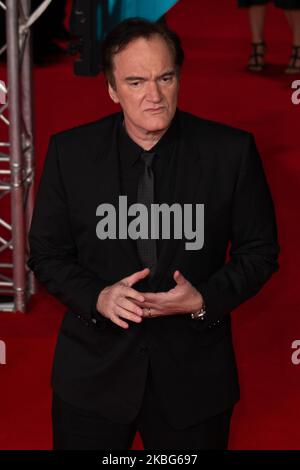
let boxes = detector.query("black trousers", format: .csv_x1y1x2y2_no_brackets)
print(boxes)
52,363,234,450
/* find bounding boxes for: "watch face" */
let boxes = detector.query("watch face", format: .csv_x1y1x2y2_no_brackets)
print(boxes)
191,310,205,320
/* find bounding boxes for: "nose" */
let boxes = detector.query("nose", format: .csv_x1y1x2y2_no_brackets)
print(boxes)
146,80,162,103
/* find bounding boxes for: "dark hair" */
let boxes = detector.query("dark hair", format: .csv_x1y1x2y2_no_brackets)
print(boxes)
101,17,185,89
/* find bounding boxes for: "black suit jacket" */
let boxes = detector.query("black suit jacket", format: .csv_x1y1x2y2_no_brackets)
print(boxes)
28,109,280,429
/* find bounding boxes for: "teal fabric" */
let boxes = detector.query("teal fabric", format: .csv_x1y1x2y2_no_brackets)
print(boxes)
97,0,179,41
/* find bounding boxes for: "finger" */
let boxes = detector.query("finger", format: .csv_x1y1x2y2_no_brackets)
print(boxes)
173,270,186,285
110,314,129,330
142,292,167,303
117,298,144,316
122,268,150,287
134,299,160,310
114,306,143,324
122,286,145,303
141,308,163,318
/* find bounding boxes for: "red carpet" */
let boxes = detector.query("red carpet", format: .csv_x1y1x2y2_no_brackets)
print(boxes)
0,0,299,449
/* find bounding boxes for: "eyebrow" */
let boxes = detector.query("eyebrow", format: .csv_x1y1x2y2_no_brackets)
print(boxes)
124,70,176,82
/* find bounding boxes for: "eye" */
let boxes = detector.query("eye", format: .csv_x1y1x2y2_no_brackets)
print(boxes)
161,76,172,82
130,82,140,87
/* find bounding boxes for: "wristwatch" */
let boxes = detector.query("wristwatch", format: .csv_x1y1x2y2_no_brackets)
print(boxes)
191,300,206,320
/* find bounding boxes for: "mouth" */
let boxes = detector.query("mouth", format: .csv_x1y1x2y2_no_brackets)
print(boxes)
145,107,165,113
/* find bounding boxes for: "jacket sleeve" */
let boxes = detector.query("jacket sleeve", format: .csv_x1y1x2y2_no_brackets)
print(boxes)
27,135,110,320
196,133,280,325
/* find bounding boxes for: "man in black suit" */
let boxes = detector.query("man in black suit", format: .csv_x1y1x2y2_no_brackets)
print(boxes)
28,18,280,450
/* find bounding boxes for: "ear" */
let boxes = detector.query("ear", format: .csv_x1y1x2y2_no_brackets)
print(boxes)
108,82,120,104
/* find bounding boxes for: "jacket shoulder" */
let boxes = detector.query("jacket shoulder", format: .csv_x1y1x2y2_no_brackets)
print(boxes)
51,112,121,145
177,109,253,144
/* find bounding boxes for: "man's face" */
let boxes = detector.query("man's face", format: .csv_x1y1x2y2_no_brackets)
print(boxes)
108,34,180,133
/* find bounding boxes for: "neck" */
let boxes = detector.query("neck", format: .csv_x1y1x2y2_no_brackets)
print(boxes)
123,117,170,151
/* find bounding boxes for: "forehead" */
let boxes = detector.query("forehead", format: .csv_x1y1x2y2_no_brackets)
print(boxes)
112,35,174,77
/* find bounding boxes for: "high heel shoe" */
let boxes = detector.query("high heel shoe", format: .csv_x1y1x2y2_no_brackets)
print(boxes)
247,41,266,72
285,45,300,74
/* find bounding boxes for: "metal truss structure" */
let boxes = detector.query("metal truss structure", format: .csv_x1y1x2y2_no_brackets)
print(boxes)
0,0,51,312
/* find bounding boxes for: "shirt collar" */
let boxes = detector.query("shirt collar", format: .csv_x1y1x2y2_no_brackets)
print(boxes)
118,109,179,169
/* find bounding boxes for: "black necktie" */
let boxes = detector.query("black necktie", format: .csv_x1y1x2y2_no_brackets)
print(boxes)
136,151,157,279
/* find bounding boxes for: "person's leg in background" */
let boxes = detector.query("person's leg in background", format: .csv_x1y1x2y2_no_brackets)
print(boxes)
278,0,300,73
238,0,269,71
52,392,138,450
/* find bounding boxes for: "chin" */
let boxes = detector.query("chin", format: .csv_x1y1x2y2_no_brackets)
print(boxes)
143,115,171,132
